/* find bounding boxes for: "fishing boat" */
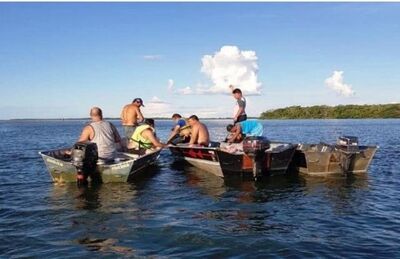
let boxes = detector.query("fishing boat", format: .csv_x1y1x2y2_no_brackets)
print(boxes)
291,136,378,175
39,142,161,183
169,137,297,179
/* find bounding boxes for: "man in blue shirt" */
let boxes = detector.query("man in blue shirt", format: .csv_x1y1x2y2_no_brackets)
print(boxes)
226,120,263,143
166,113,191,145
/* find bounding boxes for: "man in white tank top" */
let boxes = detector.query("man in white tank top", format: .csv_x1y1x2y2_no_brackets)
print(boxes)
77,107,122,160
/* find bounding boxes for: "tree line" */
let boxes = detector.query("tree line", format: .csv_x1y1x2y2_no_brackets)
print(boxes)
260,103,400,119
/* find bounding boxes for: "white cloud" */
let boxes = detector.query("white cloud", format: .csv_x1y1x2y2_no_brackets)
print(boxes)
142,96,173,117
175,45,262,95
143,55,162,61
325,71,355,97
167,79,174,92
176,86,193,95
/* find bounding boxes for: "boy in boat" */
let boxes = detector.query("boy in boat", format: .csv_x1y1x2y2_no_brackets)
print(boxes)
120,97,145,139
76,107,122,160
231,86,247,123
226,120,264,144
166,113,191,145
128,118,167,151
187,115,210,147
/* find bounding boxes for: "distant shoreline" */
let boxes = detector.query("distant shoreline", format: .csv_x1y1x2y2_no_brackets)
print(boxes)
260,103,400,119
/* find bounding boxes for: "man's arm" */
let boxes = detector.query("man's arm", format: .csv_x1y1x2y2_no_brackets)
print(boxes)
78,125,93,142
142,129,166,148
167,125,181,143
120,107,125,122
234,107,244,121
110,123,121,143
136,108,144,122
189,125,199,145
228,125,241,144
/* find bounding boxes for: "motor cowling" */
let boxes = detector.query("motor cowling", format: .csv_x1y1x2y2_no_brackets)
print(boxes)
243,136,270,156
71,142,98,185
336,136,359,153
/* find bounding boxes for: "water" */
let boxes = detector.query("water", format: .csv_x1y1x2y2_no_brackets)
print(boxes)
0,119,399,257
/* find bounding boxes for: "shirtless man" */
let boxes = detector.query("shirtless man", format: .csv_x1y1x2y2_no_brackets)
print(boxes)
187,115,210,147
120,98,145,139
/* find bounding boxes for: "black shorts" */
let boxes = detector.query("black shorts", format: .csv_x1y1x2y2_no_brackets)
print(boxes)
235,114,247,123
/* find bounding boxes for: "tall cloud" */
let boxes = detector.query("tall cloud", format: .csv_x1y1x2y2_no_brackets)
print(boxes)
175,45,262,95
325,71,355,97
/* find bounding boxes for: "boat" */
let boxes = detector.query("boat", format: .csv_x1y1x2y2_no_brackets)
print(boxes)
39,142,161,183
169,137,297,180
290,136,378,175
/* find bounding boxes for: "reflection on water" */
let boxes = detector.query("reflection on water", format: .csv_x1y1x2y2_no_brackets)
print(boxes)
77,237,134,255
1,119,399,257
50,183,138,211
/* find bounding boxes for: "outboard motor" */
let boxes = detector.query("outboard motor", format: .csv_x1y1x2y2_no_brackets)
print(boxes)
71,142,98,186
335,136,359,173
336,136,359,152
243,136,270,179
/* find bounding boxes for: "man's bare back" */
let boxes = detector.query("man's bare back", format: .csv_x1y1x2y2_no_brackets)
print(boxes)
121,104,144,126
188,116,210,146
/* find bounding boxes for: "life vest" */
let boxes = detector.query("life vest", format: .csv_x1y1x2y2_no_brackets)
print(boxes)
131,124,155,149
179,124,191,137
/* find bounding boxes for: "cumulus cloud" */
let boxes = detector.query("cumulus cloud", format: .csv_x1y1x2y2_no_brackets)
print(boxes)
325,71,355,97
175,45,262,95
143,55,163,61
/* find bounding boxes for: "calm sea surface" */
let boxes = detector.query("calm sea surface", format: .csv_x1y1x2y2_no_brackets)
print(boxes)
0,119,399,258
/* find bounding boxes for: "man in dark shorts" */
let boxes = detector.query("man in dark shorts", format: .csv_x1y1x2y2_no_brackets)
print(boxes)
120,98,145,139
232,88,247,123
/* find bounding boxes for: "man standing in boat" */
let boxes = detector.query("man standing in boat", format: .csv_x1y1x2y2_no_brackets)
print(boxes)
120,98,145,139
230,86,247,123
187,115,210,147
226,120,263,144
77,107,122,160
166,113,191,145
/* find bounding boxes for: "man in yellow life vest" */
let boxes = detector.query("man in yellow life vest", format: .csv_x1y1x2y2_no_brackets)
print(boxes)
129,118,167,150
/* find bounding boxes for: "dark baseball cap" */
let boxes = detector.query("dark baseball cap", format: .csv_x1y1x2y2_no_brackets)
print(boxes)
133,98,145,107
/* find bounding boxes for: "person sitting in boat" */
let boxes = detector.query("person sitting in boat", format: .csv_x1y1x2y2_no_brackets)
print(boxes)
120,97,145,139
77,107,122,160
128,118,167,150
226,120,264,144
166,113,191,145
187,115,210,147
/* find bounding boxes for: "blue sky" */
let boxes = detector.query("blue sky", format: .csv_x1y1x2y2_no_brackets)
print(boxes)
0,3,399,119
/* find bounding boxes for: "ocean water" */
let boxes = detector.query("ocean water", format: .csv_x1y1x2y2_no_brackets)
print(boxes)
0,119,399,258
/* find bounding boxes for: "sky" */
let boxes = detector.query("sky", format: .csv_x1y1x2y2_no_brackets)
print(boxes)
0,2,399,119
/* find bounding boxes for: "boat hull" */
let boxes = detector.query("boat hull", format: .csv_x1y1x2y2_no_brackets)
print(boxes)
169,142,297,179
39,148,161,183
169,146,223,177
291,144,377,175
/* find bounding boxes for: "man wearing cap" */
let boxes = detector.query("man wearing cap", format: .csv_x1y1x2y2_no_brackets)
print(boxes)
120,98,145,139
